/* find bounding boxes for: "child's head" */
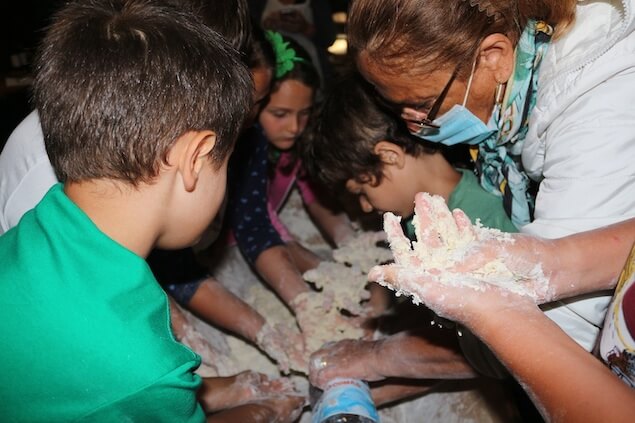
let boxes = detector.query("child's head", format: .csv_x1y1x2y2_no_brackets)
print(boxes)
167,0,252,57
34,0,252,186
245,25,276,127
259,32,320,152
303,72,440,216
170,0,271,129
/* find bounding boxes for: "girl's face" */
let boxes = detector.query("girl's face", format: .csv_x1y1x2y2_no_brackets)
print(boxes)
259,79,314,151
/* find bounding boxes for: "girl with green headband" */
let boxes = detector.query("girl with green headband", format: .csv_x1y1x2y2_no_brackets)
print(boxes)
227,31,356,371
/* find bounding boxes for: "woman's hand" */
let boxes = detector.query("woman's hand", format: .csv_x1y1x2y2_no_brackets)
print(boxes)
308,339,383,389
371,192,557,306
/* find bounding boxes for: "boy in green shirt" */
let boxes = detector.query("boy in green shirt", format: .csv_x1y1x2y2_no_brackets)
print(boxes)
303,72,517,236
0,0,302,421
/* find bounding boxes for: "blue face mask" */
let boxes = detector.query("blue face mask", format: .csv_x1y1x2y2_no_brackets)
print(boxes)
410,60,498,146
414,105,497,146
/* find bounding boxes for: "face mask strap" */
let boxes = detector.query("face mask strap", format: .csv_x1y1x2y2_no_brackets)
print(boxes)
462,56,478,107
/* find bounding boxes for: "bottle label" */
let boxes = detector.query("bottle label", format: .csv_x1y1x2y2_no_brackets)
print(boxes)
312,378,379,422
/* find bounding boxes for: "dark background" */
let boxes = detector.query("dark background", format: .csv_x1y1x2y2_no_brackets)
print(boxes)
1,1,63,147
0,0,350,152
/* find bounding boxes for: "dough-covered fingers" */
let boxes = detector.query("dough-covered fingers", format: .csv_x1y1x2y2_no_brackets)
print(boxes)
384,212,418,266
256,323,307,373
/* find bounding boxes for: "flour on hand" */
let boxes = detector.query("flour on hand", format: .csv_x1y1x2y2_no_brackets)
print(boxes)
377,193,548,303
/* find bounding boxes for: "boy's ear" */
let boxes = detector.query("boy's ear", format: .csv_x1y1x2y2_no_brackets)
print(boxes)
478,33,515,84
176,130,217,192
373,141,406,169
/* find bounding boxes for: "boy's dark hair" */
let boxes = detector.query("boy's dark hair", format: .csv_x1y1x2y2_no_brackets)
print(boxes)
169,0,253,58
34,0,252,184
302,71,438,189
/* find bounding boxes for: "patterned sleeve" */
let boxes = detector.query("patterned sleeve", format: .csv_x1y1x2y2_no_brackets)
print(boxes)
227,128,284,264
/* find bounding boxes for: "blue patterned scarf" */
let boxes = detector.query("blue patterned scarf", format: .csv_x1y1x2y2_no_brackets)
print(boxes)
475,20,552,227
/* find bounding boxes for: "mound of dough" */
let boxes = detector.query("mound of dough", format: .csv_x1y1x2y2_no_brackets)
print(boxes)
332,231,394,273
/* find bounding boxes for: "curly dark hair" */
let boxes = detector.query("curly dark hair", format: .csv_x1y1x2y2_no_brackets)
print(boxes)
301,71,440,191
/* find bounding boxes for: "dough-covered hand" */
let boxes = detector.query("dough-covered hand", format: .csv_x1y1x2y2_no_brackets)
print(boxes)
366,192,563,325
234,371,299,400
371,262,541,327
247,394,307,423
200,371,300,412
308,339,383,389
256,322,307,374
370,193,556,312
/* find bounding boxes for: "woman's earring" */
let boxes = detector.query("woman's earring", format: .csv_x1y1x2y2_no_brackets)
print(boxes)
495,82,506,105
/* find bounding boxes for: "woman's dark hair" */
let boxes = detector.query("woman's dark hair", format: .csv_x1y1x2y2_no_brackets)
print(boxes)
348,0,576,77
301,71,438,189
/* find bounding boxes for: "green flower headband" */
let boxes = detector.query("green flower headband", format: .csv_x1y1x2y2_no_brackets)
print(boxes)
265,30,306,78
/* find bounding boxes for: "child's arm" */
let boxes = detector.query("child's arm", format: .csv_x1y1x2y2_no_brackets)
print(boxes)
285,240,321,274
228,131,311,308
183,277,304,372
187,277,265,343
297,171,355,248
305,200,356,247
254,245,311,306
365,282,392,318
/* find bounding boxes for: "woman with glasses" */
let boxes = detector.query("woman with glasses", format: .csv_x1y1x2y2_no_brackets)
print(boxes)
343,0,635,362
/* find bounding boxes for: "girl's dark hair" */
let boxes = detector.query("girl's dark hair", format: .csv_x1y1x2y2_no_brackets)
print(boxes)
35,0,252,184
168,0,252,58
269,34,320,94
248,23,275,72
301,71,438,189
348,0,576,76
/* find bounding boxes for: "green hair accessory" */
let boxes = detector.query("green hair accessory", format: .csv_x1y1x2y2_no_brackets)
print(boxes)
265,30,306,78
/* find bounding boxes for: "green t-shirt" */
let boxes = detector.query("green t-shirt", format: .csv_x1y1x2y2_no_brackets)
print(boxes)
404,168,518,239
402,169,516,379
0,184,205,422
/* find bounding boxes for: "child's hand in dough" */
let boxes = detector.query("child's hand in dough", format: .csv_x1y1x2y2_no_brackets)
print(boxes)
256,322,307,373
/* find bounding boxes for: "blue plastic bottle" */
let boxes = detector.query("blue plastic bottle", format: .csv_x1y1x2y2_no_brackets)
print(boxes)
311,378,379,423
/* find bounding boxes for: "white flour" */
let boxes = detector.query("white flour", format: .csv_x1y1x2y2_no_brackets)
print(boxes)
184,189,519,422
380,193,548,301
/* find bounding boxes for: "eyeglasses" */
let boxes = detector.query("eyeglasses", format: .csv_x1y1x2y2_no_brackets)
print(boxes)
375,66,459,136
